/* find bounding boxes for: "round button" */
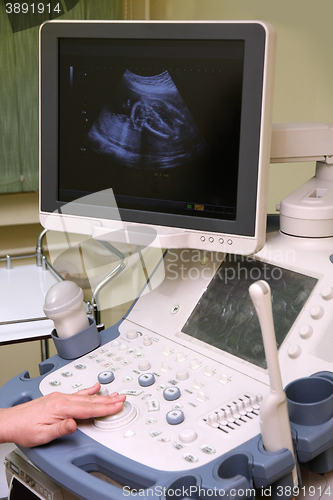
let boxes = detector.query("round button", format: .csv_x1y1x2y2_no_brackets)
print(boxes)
138,359,151,371
93,401,137,429
288,344,302,359
123,430,136,438
163,387,181,401
176,369,189,381
143,335,152,346
49,380,61,387
166,409,184,425
138,373,155,387
299,325,313,339
179,428,197,443
98,371,115,384
200,444,216,455
321,287,333,300
74,363,86,370
126,329,139,340
182,453,198,463
310,305,324,320
98,386,109,396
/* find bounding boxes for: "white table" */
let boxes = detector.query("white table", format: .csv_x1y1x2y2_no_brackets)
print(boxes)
0,264,58,345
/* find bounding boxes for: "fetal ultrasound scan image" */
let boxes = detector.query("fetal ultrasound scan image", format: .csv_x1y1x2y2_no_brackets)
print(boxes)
87,69,207,169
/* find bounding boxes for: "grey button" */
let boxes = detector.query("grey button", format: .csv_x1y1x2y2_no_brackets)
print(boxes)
166,409,184,425
98,370,115,384
138,373,155,387
163,386,181,401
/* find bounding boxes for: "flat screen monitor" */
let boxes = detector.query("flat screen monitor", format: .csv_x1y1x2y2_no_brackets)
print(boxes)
39,20,276,255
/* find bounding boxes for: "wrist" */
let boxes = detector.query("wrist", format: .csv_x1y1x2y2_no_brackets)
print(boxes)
0,408,8,443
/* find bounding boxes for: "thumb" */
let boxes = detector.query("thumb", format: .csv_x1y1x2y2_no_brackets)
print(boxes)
57,418,77,438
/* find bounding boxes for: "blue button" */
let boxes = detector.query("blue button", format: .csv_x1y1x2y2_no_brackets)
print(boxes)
163,387,181,401
138,373,155,387
166,409,184,425
98,371,115,384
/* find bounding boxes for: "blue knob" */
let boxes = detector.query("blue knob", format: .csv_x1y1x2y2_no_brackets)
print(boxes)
163,387,181,401
138,373,155,387
166,409,184,425
98,371,115,384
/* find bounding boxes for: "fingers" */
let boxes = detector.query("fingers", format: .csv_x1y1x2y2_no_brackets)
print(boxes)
76,383,101,396
56,391,126,421
67,389,126,406
66,399,125,420
74,385,126,404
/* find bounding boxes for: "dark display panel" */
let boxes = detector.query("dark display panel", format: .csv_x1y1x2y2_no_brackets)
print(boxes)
182,256,318,368
58,38,244,222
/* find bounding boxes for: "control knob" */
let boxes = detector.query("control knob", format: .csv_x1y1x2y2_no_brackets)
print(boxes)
93,401,137,429
179,428,197,443
126,329,139,339
138,359,151,371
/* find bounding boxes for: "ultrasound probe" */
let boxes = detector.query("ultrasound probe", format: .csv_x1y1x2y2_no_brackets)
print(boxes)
249,280,298,487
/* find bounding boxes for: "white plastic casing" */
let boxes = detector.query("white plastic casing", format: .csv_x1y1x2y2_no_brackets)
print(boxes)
39,20,276,256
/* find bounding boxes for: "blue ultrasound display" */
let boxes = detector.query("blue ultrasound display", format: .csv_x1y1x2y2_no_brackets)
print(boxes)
87,69,207,170
182,256,318,368
58,38,244,222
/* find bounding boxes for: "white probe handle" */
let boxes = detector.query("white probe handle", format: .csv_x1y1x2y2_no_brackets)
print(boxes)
249,280,298,486
249,280,283,394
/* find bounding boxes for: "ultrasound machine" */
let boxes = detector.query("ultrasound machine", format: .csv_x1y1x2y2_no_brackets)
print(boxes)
3,19,333,500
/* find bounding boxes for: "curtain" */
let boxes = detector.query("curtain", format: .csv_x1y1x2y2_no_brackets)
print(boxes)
0,0,121,194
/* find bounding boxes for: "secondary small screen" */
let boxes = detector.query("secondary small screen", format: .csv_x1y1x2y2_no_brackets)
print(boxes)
182,256,318,368
58,38,245,222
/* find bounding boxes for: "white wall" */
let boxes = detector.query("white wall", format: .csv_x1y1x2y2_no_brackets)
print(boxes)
147,0,333,212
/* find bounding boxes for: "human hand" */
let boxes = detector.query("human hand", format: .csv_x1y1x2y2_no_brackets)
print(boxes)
0,383,126,447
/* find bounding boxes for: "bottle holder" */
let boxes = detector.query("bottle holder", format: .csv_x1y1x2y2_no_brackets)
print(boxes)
285,373,333,474
165,475,202,500
285,376,333,426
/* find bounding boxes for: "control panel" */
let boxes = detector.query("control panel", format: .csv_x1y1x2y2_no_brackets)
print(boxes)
3,235,333,500
40,320,267,472
39,236,333,474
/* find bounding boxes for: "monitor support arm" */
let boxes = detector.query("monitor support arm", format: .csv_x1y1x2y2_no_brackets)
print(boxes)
270,122,333,237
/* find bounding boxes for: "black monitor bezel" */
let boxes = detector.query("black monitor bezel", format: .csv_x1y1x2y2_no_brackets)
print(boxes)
40,21,268,238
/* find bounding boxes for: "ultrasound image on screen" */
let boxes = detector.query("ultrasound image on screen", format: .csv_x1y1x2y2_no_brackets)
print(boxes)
87,69,207,170
182,256,318,368
58,39,244,221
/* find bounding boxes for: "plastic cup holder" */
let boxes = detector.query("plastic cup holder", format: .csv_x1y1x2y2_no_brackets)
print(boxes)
165,476,200,500
51,317,100,360
217,453,252,482
285,376,333,426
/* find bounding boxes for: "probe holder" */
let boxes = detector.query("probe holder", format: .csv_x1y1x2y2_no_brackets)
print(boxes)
51,317,100,360
285,373,333,474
